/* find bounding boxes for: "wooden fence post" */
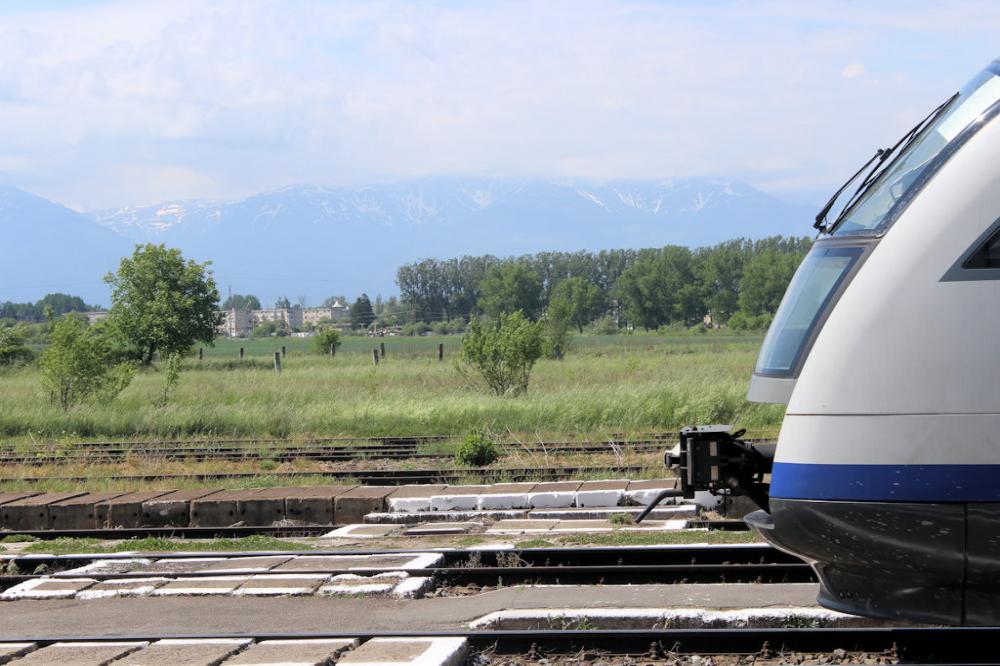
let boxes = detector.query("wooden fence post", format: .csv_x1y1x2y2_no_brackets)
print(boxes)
372,349,379,366
379,342,385,359
438,343,444,361
198,347,203,361
239,347,244,360
281,345,286,358
329,344,336,357
274,351,281,373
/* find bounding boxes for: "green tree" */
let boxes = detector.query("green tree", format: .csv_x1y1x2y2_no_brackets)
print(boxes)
351,294,376,329
615,246,701,329
737,250,802,317
221,294,261,310
541,293,573,359
478,263,544,320
104,244,223,365
314,327,342,354
0,325,33,366
550,277,604,332
461,311,544,396
275,296,292,309
38,316,135,411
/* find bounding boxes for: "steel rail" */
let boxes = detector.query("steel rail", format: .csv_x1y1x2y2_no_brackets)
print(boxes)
0,464,650,485
0,628,989,662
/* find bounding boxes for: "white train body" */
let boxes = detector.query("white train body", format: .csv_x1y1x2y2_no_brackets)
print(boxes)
744,60,1000,625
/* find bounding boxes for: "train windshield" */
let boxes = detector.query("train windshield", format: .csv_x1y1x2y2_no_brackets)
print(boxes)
755,245,863,376
833,64,1000,235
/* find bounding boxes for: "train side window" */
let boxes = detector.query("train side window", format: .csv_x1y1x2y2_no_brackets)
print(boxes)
964,229,1000,269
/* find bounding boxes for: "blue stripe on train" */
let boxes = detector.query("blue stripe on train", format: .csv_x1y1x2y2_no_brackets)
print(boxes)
770,462,1000,501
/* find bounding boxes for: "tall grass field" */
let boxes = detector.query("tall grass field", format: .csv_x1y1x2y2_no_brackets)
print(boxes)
0,333,784,443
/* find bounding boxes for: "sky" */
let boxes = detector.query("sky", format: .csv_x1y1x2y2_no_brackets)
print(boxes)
0,0,996,211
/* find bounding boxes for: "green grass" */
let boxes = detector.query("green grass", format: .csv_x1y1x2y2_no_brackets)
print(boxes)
21,535,311,555
0,332,781,445
0,533,38,543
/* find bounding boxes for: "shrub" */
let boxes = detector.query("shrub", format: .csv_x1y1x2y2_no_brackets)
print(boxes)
727,311,774,331
431,320,449,335
541,302,572,359
455,429,501,466
0,325,34,366
591,315,620,335
38,316,135,411
461,311,543,396
314,327,342,354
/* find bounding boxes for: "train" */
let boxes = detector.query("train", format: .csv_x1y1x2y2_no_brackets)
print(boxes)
668,59,1000,626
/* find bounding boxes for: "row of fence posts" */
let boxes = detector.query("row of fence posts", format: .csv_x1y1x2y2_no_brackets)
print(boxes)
197,341,447,372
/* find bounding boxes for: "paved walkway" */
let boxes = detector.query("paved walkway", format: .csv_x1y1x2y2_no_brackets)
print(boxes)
0,583,820,638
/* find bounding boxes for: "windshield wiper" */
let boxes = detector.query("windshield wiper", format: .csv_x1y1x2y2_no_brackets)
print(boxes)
814,91,960,234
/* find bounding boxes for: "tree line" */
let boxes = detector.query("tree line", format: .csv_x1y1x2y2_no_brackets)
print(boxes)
395,236,812,330
0,293,99,321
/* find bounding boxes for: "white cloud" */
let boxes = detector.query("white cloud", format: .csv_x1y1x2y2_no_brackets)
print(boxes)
0,0,997,208
842,62,867,79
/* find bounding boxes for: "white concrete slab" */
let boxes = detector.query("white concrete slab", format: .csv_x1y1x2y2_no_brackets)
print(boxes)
222,638,358,665
235,574,329,596
392,576,435,599
76,577,170,600
151,576,249,596
338,637,467,666
1,577,96,600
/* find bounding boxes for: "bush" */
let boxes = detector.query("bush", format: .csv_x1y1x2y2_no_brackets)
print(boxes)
591,315,620,335
461,311,543,396
401,322,432,336
431,320,449,335
728,311,774,331
38,317,135,411
0,325,34,366
455,429,501,466
314,327,342,354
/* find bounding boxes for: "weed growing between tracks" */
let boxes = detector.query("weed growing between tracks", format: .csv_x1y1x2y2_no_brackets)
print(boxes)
0,333,781,442
20,535,311,555
561,531,760,546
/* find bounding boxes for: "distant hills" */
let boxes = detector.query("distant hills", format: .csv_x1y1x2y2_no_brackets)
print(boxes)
1,178,817,305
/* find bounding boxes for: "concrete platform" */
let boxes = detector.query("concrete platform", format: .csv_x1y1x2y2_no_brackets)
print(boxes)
338,637,467,666
318,572,404,596
142,489,221,527
194,556,294,574
47,492,128,530
0,491,41,507
364,510,527,525
525,481,580,509
476,483,536,510
189,490,246,527
283,485,356,524
1,577,95,600
0,492,87,531
233,488,288,526
10,641,146,665
324,524,400,539
386,485,448,513
624,479,680,505
486,519,559,534
528,505,695,520
0,584,824,636
135,557,227,575
235,574,329,596
113,638,251,665
76,577,170,600
222,638,357,665
152,576,250,596
56,559,153,577
336,487,397,524
575,480,628,507
429,486,489,512
97,491,174,528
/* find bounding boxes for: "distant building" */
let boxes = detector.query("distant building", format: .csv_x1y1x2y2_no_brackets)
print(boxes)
219,309,253,337
85,311,109,325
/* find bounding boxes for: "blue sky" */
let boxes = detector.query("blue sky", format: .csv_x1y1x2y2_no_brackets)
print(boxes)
0,0,995,210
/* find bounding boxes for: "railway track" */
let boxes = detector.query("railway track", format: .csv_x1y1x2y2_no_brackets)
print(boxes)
0,464,651,486
0,519,749,542
0,628,990,663
0,545,814,589
0,433,777,466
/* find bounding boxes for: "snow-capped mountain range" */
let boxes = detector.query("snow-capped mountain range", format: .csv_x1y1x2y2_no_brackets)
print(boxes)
1,177,816,305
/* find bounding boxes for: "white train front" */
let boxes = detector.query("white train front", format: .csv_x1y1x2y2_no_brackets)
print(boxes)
673,59,1000,626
